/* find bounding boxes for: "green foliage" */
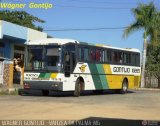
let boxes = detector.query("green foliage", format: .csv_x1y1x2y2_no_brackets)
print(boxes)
124,2,160,88
0,10,45,31
0,90,19,95
123,2,160,45
146,44,160,78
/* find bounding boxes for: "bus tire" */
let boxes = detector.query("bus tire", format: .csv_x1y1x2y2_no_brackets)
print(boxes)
74,79,82,97
42,90,49,96
18,89,22,95
120,79,128,94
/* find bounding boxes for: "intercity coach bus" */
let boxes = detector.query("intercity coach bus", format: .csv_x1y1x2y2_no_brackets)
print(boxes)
23,38,141,96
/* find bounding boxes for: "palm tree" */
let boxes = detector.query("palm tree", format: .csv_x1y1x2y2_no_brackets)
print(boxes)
123,2,160,88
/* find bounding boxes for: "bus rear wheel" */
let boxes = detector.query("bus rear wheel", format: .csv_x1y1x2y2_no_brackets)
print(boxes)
74,79,83,97
120,79,128,94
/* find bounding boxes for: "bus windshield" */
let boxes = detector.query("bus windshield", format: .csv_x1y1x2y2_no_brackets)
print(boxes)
25,45,61,71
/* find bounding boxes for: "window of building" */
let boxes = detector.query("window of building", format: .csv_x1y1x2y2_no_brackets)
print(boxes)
0,43,5,57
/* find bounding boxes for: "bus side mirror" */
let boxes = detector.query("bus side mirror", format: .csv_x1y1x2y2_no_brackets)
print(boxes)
65,53,70,62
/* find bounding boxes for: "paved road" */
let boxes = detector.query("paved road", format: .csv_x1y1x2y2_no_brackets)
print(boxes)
0,90,160,121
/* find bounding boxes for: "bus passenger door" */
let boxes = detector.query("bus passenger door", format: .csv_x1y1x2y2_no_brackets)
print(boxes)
64,52,75,77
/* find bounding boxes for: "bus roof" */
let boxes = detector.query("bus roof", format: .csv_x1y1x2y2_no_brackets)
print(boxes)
26,38,140,53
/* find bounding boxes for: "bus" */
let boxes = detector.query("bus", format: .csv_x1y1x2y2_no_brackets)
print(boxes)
23,38,141,96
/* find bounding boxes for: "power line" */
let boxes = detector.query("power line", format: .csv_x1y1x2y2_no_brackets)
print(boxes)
63,0,139,5
55,4,131,10
44,26,127,31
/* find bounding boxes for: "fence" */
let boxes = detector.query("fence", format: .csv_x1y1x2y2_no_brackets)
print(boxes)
145,71,159,88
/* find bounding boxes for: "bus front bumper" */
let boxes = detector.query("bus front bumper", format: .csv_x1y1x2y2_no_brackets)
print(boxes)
23,80,63,91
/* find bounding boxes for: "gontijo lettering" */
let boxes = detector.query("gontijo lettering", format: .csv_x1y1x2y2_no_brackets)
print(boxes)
29,3,53,9
113,66,140,74
113,67,130,73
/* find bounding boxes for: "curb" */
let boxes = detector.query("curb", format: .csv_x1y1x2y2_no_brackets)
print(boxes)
135,88,160,91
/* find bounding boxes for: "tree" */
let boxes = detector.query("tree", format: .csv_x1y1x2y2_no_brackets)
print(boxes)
123,2,160,88
146,44,160,88
0,10,45,31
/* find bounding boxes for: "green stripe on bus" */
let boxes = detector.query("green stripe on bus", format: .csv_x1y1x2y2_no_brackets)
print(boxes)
39,73,51,78
96,64,108,89
88,63,103,89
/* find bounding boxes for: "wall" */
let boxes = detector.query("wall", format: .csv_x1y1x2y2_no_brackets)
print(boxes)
27,28,47,41
0,20,48,43
3,60,13,88
0,61,4,84
2,21,27,40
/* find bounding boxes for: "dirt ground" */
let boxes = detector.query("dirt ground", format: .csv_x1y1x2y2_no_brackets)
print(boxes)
0,90,159,121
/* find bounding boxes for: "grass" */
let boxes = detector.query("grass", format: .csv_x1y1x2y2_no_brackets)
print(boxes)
0,91,9,95
0,89,19,95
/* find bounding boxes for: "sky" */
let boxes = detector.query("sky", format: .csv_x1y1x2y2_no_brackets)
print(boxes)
1,0,160,51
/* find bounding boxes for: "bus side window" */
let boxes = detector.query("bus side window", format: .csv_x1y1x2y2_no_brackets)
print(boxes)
96,49,101,62
105,50,108,62
78,48,82,61
131,53,140,66
90,49,96,62
79,47,89,62
78,47,84,61
119,52,123,64
84,48,89,61
131,53,136,65
113,51,117,63
105,49,111,63
99,50,104,62
102,50,105,62
136,54,140,66
123,53,127,64
123,53,131,64
117,52,122,63
111,51,115,63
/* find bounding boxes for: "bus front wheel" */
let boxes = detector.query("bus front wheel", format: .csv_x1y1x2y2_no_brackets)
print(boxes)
74,79,83,97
